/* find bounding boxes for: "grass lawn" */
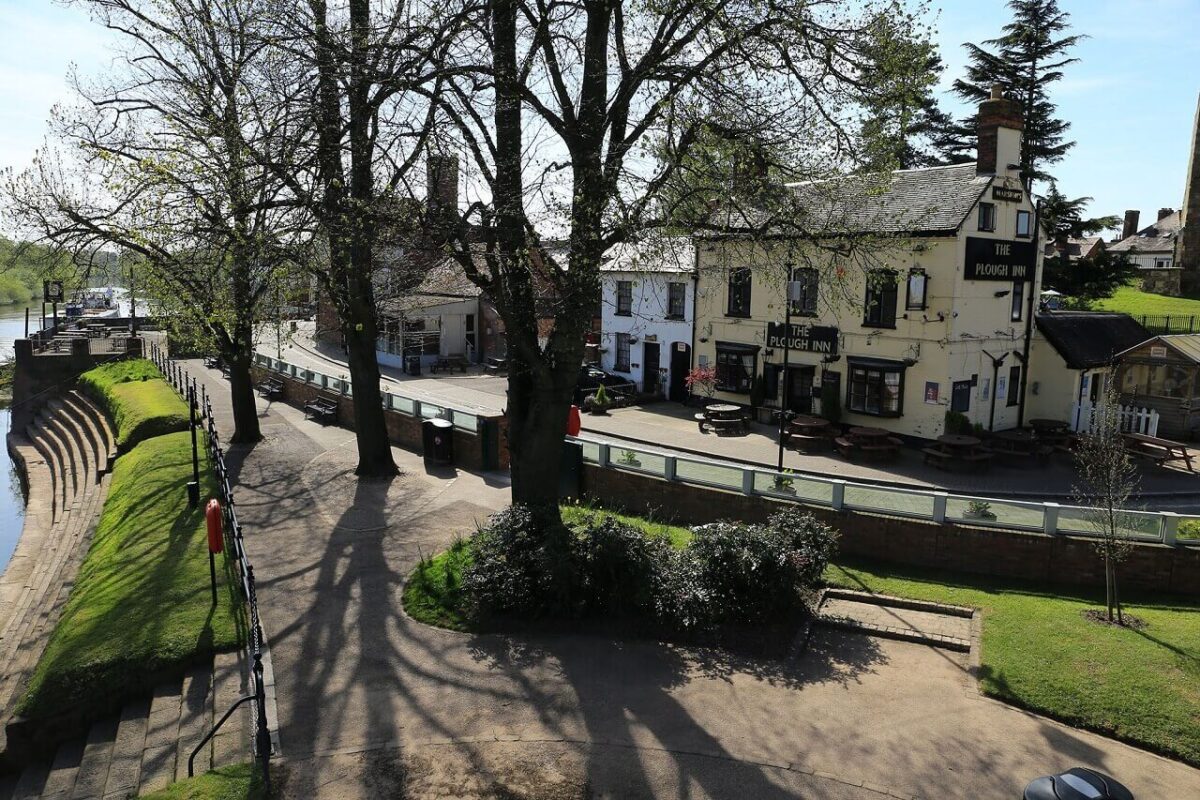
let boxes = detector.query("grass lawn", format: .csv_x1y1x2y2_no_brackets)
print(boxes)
140,763,265,800
78,359,189,447
403,505,692,631
18,430,244,722
826,558,1200,766
1094,286,1200,318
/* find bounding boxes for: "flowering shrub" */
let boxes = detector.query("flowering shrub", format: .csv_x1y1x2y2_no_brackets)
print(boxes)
684,365,717,399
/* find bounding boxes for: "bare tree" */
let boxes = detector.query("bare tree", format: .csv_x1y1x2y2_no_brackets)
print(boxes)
3,0,303,444
1073,378,1140,624
436,0,921,518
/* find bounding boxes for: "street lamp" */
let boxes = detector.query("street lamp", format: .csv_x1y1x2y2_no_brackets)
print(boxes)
776,270,801,473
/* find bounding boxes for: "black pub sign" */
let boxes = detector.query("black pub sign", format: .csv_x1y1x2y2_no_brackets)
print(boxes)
992,185,1023,203
765,322,839,355
964,237,1035,281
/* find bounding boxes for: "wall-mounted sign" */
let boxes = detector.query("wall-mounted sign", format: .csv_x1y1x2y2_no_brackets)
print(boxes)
765,322,839,355
924,382,939,404
1150,345,1168,358
43,280,64,303
964,237,1036,281
992,186,1024,203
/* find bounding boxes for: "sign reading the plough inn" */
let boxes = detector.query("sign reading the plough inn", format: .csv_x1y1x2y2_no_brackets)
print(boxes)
765,322,839,355
964,237,1036,281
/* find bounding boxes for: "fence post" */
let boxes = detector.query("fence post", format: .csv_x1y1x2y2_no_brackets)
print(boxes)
413,400,422,419
597,443,610,467
663,455,677,482
1161,512,1180,546
830,479,845,511
932,492,947,523
1043,502,1060,535
741,468,754,495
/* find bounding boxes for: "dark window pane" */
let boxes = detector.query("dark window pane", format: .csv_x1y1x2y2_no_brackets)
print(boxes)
727,268,752,317
616,281,632,316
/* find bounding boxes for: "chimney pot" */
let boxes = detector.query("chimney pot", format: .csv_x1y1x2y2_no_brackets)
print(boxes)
1158,207,1174,221
1122,210,1140,240
976,86,1023,176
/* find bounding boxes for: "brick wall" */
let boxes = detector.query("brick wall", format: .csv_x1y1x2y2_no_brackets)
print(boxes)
252,366,508,470
581,464,1200,596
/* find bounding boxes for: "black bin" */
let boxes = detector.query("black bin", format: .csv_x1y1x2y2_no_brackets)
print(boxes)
1023,768,1133,800
422,418,454,465
404,354,422,375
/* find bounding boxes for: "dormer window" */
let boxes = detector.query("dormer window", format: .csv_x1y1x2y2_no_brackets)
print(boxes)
978,203,996,232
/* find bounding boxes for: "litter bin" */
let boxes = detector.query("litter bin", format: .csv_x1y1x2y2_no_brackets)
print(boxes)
404,354,422,376
422,418,454,465
1022,768,1133,800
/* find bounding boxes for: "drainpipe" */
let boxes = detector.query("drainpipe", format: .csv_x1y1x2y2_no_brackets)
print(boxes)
1016,198,1042,427
984,348,1008,431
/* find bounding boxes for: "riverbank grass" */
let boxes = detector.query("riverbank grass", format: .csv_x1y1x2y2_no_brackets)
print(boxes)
1094,286,1200,317
18,430,243,722
78,359,188,447
827,558,1200,766
140,763,265,800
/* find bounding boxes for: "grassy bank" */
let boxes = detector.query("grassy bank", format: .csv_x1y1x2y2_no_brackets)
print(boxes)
18,430,243,722
140,763,266,800
1094,286,1200,317
826,558,1200,766
78,359,189,447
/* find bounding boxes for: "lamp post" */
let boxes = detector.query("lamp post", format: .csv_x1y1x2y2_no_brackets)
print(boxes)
776,271,798,473
187,381,201,508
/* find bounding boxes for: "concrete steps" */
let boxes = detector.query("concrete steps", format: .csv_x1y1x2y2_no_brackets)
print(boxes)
0,655,249,800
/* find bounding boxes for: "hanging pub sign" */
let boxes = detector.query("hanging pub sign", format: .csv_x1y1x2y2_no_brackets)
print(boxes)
765,322,839,355
43,280,64,303
964,237,1036,281
992,186,1024,203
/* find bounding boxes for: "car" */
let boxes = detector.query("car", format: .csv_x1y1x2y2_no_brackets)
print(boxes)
575,364,634,403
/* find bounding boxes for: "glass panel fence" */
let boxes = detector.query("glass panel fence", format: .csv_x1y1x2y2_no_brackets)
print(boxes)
419,402,444,420
946,496,1043,531
612,447,666,477
1178,517,1200,545
452,410,477,431
751,472,833,506
578,440,601,463
845,485,935,518
674,458,743,491
1056,506,1164,542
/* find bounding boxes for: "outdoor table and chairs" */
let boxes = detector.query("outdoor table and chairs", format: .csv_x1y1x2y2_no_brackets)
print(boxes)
695,403,750,436
835,426,902,461
988,428,1053,466
1122,432,1195,472
781,413,836,453
923,433,994,471
1029,418,1075,453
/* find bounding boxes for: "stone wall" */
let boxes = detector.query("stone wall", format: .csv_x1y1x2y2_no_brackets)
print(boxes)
251,366,508,470
10,338,143,430
581,463,1200,596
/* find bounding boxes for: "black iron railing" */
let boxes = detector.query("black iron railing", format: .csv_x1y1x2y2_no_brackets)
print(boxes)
148,342,272,792
1135,314,1199,335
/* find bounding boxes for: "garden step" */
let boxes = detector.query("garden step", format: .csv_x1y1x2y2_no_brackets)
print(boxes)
816,594,973,652
63,394,115,467
32,420,72,515
55,397,106,476
8,758,50,800
100,698,149,798
174,665,214,782
44,405,91,488
66,716,118,799
24,425,59,524
38,416,79,507
210,651,250,769
37,738,83,800
136,684,183,796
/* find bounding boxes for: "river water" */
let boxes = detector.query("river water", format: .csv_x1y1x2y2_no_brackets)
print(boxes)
0,305,32,570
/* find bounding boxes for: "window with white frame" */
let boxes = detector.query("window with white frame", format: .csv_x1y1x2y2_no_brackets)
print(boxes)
848,362,904,417
789,267,819,315
615,333,631,371
1016,210,1032,237
978,202,996,232
616,280,633,316
667,282,686,318
906,268,928,311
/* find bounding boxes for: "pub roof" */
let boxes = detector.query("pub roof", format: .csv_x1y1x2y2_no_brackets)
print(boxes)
1036,312,1152,370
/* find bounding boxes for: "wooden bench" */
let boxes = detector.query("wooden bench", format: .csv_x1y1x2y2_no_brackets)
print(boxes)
257,376,285,399
484,357,507,375
786,433,833,453
1123,433,1195,472
304,390,340,424
922,446,954,469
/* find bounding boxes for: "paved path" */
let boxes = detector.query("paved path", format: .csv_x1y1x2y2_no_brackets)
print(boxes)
187,360,1200,799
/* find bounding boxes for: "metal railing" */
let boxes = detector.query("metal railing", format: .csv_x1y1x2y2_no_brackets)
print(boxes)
572,436,1199,547
253,351,488,432
1135,314,1199,335
149,343,273,792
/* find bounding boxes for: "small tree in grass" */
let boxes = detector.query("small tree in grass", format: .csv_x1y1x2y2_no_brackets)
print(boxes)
1073,379,1139,624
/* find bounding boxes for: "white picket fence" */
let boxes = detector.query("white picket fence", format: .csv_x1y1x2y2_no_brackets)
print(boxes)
1071,401,1159,437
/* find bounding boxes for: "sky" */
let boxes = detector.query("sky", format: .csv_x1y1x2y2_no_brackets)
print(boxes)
1,0,1198,233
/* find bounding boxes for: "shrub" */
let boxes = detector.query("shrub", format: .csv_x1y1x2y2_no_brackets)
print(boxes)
463,506,577,618
944,410,972,436
684,509,837,626
574,516,671,617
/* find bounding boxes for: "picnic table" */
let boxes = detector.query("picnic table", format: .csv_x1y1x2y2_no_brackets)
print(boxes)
782,414,835,453
923,433,994,471
695,403,750,436
836,426,902,461
989,428,1052,466
431,354,469,374
1123,432,1195,472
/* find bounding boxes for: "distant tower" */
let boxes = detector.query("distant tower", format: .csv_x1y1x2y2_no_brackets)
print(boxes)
1179,92,1200,273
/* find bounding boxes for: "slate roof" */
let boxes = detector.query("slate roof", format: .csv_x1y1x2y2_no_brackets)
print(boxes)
1109,210,1182,255
1036,312,1152,369
601,237,695,274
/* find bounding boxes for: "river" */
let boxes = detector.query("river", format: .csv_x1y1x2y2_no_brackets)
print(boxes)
0,305,32,570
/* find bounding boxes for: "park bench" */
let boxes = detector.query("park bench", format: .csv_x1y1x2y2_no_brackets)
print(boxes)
304,390,340,424
257,376,285,400
431,354,470,374
203,355,223,370
1123,433,1194,472
484,357,507,375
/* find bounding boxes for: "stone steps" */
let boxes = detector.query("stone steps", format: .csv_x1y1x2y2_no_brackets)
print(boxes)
0,654,250,800
815,590,975,652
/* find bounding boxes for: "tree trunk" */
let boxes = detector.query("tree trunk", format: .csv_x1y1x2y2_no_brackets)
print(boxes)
507,374,572,511
227,351,261,444
1105,558,1115,622
344,323,398,477
1113,569,1123,626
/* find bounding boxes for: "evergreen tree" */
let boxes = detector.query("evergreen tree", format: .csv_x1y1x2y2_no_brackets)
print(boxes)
1040,184,1134,305
858,15,958,171
947,0,1082,183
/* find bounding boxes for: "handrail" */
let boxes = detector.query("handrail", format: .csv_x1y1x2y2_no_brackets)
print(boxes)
149,342,272,793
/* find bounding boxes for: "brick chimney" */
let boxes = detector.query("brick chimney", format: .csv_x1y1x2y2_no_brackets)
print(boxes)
1181,92,1200,271
1158,207,1175,221
976,84,1024,176
426,153,459,216
1121,210,1140,240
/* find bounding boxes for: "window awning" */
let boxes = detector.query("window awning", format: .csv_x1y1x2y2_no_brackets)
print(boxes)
846,356,908,370
715,341,760,354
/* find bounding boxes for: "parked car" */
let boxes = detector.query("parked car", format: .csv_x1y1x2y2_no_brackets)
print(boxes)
575,365,635,404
